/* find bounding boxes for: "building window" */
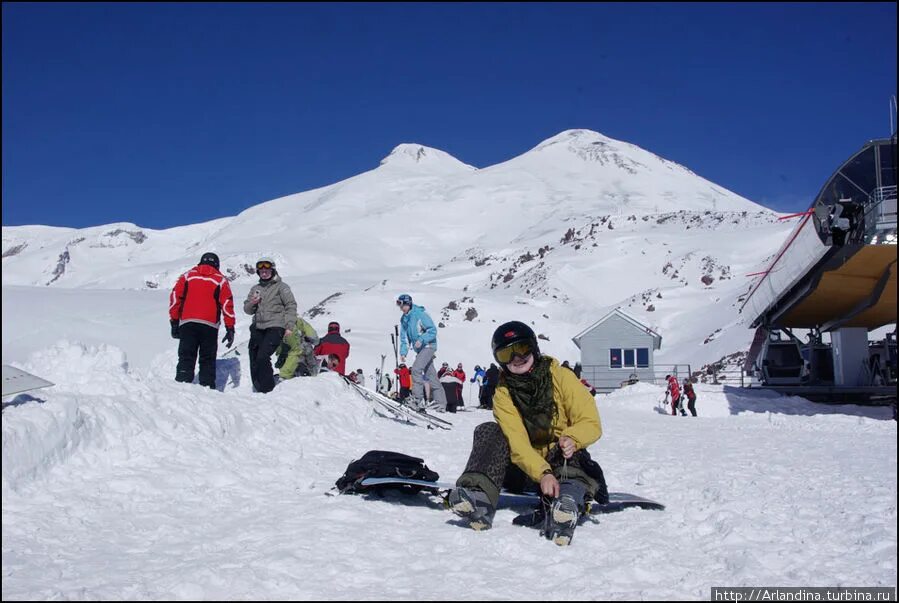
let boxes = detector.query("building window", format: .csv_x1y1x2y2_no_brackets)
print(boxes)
637,348,649,368
610,347,650,369
610,348,622,369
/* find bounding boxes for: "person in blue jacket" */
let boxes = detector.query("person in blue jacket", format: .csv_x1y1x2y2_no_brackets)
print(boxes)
470,364,486,405
396,293,447,411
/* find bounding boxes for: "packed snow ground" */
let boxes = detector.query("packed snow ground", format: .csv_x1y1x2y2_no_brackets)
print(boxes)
2,340,895,600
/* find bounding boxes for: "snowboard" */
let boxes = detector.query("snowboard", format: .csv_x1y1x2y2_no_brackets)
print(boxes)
2,365,54,398
356,476,665,514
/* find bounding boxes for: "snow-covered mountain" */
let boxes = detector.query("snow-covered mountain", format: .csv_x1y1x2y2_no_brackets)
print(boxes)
3,130,896,599
2,129,787,375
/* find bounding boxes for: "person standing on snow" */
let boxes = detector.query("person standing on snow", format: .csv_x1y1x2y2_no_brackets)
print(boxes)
665,374,684,416
481,363,500,409
453,363,466,408
396,293,447,411
394,363,412,402
244,258,297,393
440,368,463,413
447,321,605,546
169,252,235,390
682,378,697,417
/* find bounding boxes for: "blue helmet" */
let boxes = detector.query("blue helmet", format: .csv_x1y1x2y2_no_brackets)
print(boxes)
396,293,413,306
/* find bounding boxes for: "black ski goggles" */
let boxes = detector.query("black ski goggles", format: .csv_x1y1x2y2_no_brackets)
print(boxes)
256,261,273,271
494,341,533,364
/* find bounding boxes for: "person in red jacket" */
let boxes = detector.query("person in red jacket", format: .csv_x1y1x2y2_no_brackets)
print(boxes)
683,379,697,417
394,363,412,401
169,252,235,389
665,374,683,416
580,378,596,396
453,363,466,407
314,321,350,376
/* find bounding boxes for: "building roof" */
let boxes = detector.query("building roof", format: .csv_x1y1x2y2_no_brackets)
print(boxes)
571,308,662,350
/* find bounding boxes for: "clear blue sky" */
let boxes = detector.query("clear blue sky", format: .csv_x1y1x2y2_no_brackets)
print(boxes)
3,2,896,229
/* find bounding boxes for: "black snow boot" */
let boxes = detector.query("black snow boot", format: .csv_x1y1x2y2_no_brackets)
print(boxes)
542,481,587,546
448,487,495,531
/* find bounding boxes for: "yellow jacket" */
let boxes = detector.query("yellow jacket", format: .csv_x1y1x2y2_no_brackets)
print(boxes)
493,357,602,482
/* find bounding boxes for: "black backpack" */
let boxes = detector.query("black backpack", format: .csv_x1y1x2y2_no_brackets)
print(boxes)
335,450,439,494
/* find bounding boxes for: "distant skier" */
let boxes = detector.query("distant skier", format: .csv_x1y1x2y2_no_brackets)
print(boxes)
394,363,412,401
683,378,697,417
314,322,350,376
453,363,466,407
396,294,447,411
169,252,235,390
481,363,499,409
665,374,684,416
440,369,462,413
244,258,297,393
376,370,393,396
354,369,366,388
447,321,605,546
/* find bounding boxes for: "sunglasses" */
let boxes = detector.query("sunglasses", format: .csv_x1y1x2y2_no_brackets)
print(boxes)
396,300,410,307
494,341,533,364
256,261,273,271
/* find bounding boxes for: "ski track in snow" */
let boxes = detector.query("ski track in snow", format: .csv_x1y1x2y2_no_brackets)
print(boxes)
2,343,896,600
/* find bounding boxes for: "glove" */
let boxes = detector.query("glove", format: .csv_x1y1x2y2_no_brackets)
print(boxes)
222,327,235,348
170,320,180,339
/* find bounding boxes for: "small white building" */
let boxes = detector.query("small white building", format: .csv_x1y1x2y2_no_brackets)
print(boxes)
572,309,662,393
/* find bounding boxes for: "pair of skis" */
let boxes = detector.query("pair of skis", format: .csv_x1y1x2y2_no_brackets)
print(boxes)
343,378,453,431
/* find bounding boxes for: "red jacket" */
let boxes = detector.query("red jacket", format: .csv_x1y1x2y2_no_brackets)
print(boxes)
667,376,681,399
453,368,465,388
453,368,466,398
169,264,235,329
683,381,696,400
394,366,412,389
314,322,350,375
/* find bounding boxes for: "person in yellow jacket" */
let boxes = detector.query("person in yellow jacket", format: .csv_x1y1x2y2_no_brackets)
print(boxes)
448,321,605,546
277,317,320,379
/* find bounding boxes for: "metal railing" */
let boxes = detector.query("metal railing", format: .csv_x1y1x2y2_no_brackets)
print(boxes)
580,363,692,391
866,185,897,237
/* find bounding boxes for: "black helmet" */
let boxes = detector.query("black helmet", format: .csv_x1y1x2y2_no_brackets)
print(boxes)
199,252,220,270
491,321,540,365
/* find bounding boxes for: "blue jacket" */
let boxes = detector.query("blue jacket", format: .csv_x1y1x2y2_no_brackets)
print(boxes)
399,304,438,356
470,367,486,384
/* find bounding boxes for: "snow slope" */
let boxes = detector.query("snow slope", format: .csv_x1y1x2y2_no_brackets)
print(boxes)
2,343,895,600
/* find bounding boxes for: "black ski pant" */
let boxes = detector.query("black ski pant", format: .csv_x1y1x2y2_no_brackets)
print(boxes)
479,385,496,409
441,383,459,413
687,397,697,416
175,322,218,389
248,325,285,394
455,422,605,509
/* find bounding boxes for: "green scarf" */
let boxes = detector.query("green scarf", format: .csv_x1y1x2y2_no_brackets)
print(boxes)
501,355,557,446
